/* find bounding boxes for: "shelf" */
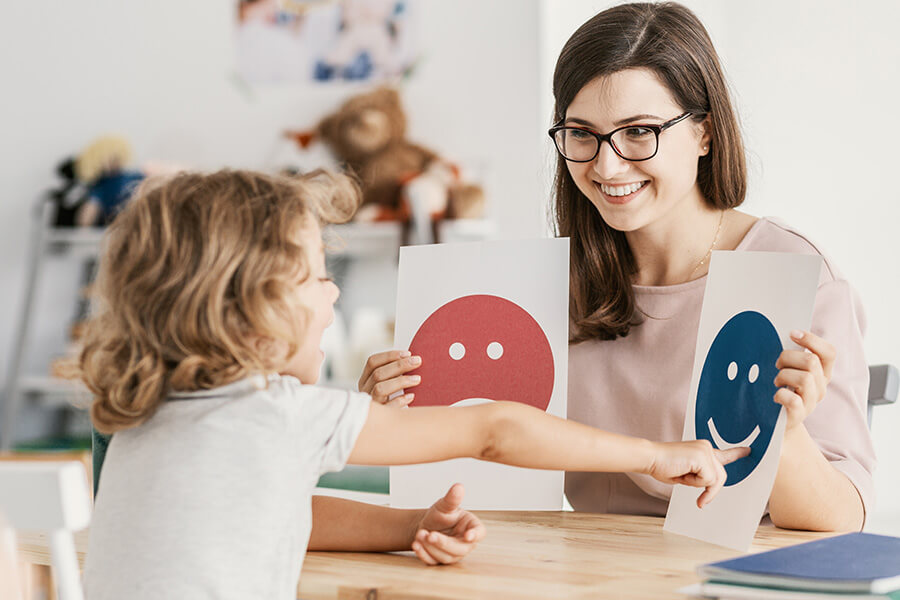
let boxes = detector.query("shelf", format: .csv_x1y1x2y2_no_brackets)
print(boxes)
18,376,92,408
324,222,403,258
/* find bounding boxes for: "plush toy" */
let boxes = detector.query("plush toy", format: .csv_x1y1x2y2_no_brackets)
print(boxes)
314,0,407,81
46,157,89,227
75,135,144,226
286,87,484,241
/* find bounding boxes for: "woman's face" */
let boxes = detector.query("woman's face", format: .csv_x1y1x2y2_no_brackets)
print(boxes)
563,68,709,233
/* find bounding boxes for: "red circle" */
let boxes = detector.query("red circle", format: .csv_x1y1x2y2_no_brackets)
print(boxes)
408,295,554,411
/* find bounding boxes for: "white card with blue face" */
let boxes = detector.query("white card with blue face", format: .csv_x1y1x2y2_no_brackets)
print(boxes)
664,250,822,551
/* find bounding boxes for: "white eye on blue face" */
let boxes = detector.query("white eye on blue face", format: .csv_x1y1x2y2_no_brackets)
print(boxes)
748,363,759,383
727,361,738,380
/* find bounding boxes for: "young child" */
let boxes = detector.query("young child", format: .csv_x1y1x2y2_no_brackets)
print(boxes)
78,169,745,599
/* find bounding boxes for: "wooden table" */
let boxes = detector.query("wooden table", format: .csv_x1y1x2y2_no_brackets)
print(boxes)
16,512,833,600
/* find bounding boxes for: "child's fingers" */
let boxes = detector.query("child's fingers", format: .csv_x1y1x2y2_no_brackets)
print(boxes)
423,530,477,559
358,350,411,390
714,446,750,466
418,532,462,564
411,540,439,565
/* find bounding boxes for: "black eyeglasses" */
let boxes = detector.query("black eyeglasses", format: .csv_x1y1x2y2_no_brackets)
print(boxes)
548,111,702,163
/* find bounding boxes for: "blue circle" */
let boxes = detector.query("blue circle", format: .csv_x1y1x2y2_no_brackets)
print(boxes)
695,311,782,486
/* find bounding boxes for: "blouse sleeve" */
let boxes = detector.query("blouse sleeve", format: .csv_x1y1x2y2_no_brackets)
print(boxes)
803,275,877,523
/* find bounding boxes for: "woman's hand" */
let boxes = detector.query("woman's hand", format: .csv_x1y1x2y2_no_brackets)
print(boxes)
774,330,836,431
646,440,749,508
410,483,486,565
358,350,422,407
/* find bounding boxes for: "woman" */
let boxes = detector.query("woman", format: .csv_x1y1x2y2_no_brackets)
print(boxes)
363,2,874,531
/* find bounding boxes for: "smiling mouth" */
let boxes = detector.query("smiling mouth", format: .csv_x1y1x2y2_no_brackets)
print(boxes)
707,417,760,450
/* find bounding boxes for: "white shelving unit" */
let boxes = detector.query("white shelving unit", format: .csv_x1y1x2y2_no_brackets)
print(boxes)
0,200,103,449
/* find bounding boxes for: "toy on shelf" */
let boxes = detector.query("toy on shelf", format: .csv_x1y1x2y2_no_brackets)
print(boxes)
314,0,411,82
46,157,89,228
285,87,485,243
74,135,144,227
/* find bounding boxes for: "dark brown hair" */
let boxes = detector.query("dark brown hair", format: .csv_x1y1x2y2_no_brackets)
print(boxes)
552,2,746,342
78,169,358,434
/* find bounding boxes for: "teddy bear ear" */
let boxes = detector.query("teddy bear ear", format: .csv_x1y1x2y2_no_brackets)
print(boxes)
284,129,318,149
371,86,401,106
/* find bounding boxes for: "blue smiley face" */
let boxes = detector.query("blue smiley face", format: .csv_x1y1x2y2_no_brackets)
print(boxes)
695,311,783,486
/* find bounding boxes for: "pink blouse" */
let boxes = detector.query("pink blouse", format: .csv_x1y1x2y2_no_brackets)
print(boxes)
565,217,876,520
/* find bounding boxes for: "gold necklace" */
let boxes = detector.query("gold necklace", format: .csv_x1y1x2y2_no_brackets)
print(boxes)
687,210,725,281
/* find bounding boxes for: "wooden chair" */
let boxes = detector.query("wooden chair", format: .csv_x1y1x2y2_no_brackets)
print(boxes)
0,461,91,600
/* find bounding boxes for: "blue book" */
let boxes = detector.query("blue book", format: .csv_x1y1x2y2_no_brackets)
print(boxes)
697,533,900,594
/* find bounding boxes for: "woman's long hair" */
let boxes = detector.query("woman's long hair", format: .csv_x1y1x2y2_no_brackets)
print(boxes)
78,169,358,434
552,2,747,342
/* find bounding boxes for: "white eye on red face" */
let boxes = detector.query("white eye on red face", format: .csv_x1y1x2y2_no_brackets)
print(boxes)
448,341,505,361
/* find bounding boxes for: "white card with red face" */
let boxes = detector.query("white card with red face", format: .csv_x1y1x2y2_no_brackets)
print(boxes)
389,238,570,510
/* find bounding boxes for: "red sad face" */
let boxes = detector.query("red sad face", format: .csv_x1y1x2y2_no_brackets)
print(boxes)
407,294,554,411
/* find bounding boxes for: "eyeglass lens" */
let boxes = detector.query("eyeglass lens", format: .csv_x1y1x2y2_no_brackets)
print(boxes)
554,126,658,161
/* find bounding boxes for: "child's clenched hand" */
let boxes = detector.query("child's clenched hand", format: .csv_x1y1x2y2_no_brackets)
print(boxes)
410,483,485,565
358,350,422,406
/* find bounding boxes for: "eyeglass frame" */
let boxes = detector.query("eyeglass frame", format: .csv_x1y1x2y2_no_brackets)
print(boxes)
548,111,705,163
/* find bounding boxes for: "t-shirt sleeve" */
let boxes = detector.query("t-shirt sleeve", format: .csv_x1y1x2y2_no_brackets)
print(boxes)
803,276,877,523
286,384,371,476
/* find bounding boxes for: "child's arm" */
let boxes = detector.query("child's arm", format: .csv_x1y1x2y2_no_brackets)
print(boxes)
309,483,484,565
350,401,748,507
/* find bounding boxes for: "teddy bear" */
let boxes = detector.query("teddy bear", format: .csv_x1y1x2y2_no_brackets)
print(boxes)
286,87,484,242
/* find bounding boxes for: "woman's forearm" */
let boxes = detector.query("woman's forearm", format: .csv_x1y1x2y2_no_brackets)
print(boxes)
308,495,423,552
768,425,864,531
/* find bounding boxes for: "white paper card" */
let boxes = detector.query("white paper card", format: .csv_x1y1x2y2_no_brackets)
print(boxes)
390,238,569,509
664,250,822,550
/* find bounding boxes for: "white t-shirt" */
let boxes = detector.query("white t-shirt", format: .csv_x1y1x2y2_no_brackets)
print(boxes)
84,374,371,600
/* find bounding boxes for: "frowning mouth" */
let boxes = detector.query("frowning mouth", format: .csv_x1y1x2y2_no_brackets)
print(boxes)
707,417,759,450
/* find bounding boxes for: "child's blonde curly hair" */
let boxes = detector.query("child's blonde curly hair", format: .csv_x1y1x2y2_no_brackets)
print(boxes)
79,169,359,434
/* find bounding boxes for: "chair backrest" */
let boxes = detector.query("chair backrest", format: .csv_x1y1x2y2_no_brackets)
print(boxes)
0,461,91,600
868,364,899,428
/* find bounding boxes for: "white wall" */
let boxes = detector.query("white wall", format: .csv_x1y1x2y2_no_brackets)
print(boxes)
541,0,900,532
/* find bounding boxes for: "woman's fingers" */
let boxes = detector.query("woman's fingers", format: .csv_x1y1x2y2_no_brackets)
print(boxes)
369,375,422,404
774,386,804,413
371,355,422,384
788,330,836,380
384,393,415,408
358,350,412,391
359,353,423,402
774,367,819,402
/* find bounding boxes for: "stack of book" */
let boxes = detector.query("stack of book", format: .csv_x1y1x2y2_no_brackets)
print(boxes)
689,532,900,599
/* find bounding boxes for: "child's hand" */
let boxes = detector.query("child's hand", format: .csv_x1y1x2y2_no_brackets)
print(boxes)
411,483,485,565
646,441,750,508
358,350,422,407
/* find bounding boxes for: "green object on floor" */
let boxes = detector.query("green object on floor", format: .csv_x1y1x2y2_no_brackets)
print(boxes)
317,466,389,495
13,435,91,452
